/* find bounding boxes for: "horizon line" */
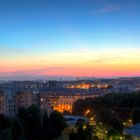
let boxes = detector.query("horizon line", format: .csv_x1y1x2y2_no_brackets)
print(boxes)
0,75,140,81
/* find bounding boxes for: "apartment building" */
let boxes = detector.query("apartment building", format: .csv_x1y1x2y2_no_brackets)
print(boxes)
0,87,102,117
0,91,6,114
39,88,98,113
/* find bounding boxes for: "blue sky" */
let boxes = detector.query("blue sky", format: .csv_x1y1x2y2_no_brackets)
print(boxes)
0,0,140,51
0,0,140,79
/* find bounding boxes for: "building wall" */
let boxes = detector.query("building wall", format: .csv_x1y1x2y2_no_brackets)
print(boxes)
39,91,98,114
0,91,6,114
0,88,100,117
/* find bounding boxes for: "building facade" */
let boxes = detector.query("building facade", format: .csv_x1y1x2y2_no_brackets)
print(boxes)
0,87,102,117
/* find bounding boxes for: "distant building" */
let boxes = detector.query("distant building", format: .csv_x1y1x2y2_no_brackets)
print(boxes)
0,91,6,114
16,91,37,108
0,80,107,117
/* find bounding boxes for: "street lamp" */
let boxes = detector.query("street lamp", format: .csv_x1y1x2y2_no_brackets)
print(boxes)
85,109,90,115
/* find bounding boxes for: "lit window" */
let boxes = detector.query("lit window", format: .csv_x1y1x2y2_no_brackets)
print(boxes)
40,98,43,102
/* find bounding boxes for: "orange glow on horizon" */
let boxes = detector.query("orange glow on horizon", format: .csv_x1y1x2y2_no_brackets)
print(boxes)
1,48,140,77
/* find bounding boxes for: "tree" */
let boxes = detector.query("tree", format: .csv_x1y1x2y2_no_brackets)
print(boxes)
47,110,67,139
0,114,12,140
40,111,49,140
95,108,123,138
69,131,76,140
74,123,87,140
42,111,48,130
17,105,42,140
63,110,71,115
0,114,11,132
11,118,24,140
107,128,122,140
72,92,140,120
132,108,140,124
85,124,97,140
0,129,12,140
75,118,86,129
110,117,123,133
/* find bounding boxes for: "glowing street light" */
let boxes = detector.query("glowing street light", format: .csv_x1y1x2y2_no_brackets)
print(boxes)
85,109,90,115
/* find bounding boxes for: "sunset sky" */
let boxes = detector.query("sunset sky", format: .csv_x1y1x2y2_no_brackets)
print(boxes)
0,0,140,80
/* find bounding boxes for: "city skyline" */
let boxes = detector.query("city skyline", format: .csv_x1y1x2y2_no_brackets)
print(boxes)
0,0,140,80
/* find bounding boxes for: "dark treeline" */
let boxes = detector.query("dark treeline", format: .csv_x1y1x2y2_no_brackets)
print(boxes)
69,124,98,140
72,92,140,137
73,92,140,121
0,105,67,140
